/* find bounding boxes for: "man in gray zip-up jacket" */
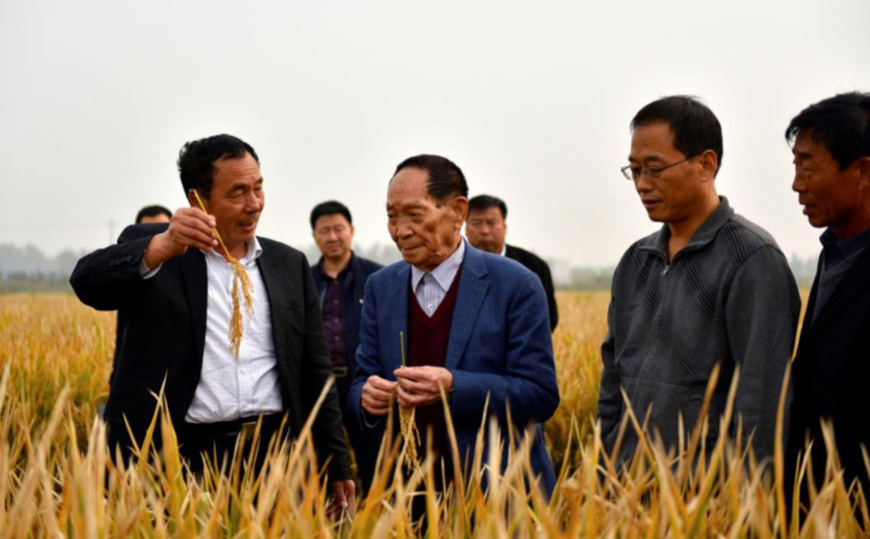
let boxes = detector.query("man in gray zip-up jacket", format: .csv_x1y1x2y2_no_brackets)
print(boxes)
599,96,801,465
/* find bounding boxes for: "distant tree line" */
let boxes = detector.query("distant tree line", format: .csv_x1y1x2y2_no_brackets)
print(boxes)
0,242,817,294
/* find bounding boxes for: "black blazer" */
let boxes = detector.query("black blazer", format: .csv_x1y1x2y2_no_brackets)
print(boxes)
787,246,870,494
70,224,351,479
505,244,559,332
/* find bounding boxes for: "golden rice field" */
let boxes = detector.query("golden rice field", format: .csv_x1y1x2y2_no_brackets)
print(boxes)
0,291,865,537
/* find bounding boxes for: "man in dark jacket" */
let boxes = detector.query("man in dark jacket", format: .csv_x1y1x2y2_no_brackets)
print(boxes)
785,92,870,506
309,200,383,491
599,96,800,466
71,135,354,509
465,195,559,332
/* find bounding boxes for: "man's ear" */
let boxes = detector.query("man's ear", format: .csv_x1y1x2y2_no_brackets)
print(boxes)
187,189,201,208
699,149,719,181
452,196,469,227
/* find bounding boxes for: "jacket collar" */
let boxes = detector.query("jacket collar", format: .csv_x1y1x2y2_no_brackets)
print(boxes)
639,196,734,258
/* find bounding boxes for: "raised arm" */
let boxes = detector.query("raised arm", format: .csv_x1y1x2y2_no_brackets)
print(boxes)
70,208,217,310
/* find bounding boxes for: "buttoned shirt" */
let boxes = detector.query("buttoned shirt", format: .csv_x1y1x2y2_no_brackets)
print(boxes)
410,240,465,317
819,226,870,270
317,260,350,368
142,237,283,423
814,227,870,320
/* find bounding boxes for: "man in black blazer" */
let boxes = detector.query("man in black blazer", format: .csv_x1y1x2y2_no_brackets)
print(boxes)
785,93,870,504
71,134,354,507
465,194,559,331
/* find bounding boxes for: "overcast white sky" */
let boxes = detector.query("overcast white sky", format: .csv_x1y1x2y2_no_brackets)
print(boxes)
1,0,868,267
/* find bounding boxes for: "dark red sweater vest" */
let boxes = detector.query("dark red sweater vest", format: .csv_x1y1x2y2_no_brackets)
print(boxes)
407,267,462,467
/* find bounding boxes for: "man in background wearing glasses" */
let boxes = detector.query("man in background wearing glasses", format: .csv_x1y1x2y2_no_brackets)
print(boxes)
597,96,800,467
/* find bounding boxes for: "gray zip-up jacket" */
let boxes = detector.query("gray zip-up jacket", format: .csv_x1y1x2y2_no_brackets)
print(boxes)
598,197,801,464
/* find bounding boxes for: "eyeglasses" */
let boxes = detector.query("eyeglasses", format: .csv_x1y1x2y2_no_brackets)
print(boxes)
620,154,700,181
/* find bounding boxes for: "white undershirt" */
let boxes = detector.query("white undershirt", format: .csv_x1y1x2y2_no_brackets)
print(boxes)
142,238,283,423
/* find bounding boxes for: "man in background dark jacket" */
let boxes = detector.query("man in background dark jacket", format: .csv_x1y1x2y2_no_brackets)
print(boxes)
310,200,382,491
465,195,559,332
785,92,870,507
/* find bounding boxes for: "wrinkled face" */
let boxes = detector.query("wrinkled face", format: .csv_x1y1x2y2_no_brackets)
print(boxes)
191,152,264,258
387,167,467,271
628,122,711,225
792,132,867,236
466,206,507,254
313,213,354,261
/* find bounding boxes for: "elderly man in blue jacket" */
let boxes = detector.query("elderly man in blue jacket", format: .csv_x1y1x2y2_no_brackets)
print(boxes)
347,154,560,496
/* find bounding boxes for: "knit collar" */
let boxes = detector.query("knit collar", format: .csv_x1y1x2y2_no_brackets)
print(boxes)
640,196,734,258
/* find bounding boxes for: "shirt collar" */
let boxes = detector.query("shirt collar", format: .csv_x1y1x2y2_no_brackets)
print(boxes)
241,236,263,264
411,239,466,292
206,237,262,265
499,243,507,257
317,252,355,280
820,226,870,267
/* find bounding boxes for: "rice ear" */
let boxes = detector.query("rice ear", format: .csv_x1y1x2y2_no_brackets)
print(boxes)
192,189,254,358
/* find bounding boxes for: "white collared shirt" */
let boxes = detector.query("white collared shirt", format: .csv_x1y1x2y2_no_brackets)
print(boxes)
142,238,283,423
410,239,465,317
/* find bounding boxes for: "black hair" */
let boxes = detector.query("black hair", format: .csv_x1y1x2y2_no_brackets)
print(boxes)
631,95,724,176
135,205,172,224
393,154,468,202
785,92,870,170
177,134,259,199
468,194,507,219
310,200,353,230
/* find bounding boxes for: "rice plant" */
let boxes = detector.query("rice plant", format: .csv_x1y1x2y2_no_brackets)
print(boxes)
0,292,864,537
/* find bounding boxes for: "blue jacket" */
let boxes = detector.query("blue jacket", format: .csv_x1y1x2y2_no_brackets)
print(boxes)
311,253,383,372
347,243,560,495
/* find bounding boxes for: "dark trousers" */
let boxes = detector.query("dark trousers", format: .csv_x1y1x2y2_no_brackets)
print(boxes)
178,413,290,477
106,413,289,478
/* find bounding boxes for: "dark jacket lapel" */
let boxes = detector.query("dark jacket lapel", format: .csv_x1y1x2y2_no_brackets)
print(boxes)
255,243,289,363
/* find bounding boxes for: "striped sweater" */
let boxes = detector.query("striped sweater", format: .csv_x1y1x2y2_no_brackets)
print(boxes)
597,197,801,464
